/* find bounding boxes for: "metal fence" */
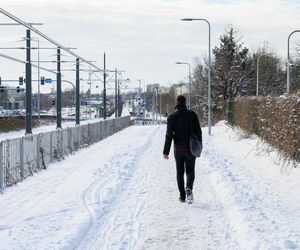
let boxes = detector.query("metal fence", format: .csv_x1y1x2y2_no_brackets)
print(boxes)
0,116,130,190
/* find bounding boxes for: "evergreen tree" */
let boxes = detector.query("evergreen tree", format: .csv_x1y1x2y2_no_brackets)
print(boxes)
212,26,250,100
212,26,251,123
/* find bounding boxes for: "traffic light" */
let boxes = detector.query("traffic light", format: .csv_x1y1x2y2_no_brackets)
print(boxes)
19,76,23,85
41,76,45,85
17,86,20,93
51,97,55,106
0,86,4,93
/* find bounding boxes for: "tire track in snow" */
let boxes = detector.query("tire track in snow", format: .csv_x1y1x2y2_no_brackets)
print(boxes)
98,126,161,250
75,125,161,249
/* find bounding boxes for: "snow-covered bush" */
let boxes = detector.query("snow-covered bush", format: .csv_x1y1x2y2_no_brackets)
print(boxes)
234,93,300,163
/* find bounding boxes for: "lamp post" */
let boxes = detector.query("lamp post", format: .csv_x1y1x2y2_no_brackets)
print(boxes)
154,87,158,121
256,53,274,97
175,62,191,109
287,30,300,94
181,18,212,135
137,79,146,100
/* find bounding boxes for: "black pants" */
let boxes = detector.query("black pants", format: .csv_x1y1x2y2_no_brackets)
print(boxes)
174,151,196,200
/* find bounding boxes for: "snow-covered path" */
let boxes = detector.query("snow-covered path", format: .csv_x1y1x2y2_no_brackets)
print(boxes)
0,123,299,249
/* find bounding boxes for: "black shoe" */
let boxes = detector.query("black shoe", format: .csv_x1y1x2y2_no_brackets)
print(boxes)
179,197,185,203
186,188,193,204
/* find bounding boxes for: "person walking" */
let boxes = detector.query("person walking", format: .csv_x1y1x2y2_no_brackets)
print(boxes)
163,95,202,204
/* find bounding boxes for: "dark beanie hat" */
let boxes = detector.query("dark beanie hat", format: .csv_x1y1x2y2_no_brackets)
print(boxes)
176,95,186,105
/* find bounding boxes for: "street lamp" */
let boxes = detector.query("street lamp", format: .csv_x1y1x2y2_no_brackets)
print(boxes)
287,30,300,94
256,53,274,97
175,61,191,109
154,87,158,121
137,79,146,99
181,18,212,135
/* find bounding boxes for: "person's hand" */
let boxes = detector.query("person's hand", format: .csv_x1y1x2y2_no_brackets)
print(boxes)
163,154,169,160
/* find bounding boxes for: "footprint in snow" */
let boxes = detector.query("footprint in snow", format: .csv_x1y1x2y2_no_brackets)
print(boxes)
0,225,11,230
284,240,299,249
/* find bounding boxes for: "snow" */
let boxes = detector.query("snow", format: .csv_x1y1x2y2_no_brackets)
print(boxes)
0,122,299,249
0,117,112,142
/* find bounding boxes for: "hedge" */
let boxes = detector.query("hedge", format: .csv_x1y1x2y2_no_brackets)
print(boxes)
233,93,300,162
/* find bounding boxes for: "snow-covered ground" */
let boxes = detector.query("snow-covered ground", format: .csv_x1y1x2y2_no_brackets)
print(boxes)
0,122,299,249
0,117,110,142
0,105,131,142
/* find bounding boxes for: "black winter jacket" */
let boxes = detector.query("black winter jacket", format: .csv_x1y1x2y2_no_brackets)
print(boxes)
163,104,202,155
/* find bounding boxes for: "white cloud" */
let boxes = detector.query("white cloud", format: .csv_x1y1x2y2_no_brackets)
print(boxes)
0,0,300,91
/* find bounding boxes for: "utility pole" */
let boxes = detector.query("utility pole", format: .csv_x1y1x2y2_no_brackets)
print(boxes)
88,70,92,120
37,39,40,119
103,52,106,119
115,68,118,118
118,73,121,117
56,48,62,129
25,29,32,134
75,58,80,125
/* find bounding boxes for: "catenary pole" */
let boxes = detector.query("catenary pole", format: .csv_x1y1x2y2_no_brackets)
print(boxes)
115,68,118,118
25,29,32,134
103,53,106,119
76,58,80,125
56,48,62,129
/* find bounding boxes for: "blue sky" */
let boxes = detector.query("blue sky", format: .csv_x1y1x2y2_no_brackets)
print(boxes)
0,0,300,93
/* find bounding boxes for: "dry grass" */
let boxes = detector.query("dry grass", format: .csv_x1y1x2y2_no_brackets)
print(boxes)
0,117,39,133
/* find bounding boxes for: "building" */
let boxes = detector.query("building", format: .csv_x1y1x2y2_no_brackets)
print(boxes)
146,83,160,92
0,86,25,110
